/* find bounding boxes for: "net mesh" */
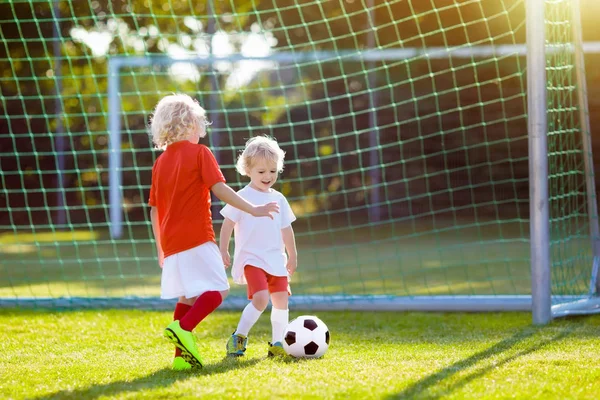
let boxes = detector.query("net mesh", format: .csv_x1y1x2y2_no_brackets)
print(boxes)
545,0,595,301
0,0,595,308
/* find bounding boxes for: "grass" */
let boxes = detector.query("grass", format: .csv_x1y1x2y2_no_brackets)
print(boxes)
1,309,599,399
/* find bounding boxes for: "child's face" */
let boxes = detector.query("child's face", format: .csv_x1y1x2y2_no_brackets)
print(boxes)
247,157,278,192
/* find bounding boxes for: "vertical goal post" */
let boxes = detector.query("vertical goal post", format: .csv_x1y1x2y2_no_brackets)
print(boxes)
526,0,551,325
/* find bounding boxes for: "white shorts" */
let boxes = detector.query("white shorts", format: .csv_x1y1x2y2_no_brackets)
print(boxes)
161,242,230,300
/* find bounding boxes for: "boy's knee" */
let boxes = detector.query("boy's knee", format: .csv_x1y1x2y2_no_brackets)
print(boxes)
252,290,269,311
270,291,289,309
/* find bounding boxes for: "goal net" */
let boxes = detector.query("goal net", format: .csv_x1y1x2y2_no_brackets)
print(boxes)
1,0,598,318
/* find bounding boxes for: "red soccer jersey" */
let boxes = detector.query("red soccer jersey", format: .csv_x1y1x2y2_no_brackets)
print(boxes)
148,141,226,258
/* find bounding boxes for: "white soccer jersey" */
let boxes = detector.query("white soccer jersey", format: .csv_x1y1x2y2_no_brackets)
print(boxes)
220,185,296,285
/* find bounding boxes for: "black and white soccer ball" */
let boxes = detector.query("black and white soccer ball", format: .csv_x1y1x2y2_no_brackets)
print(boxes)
283,315,330,358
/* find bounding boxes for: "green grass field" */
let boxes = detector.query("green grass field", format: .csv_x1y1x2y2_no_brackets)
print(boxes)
1,218,597,398
1,309,599,399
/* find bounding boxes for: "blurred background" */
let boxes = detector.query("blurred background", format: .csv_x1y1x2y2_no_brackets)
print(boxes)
0,0,599,306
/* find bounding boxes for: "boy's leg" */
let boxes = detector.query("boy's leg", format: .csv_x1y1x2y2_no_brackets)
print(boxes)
173,299,193,358
235,297,267,336
270,291,289,344
267,276,290,357
165,291,226,368
177,243,230,331
226,266,269,356
179,290,225,331
226,298,265,357
164,243,230,368
238,266,270,335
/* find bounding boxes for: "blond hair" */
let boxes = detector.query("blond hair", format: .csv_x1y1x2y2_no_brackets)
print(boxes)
149,94,210,149
236,136,286,176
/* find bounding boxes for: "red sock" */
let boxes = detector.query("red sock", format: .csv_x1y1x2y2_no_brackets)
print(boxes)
173,302,192,357
179,291,223,332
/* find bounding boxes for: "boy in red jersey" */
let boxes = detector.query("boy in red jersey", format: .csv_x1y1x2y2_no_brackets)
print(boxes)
148,94,279,370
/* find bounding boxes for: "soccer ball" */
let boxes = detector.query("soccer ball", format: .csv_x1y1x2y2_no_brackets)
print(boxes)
283,315,330,358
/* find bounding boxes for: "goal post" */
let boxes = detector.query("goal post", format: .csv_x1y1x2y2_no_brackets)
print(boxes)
526,0,551,325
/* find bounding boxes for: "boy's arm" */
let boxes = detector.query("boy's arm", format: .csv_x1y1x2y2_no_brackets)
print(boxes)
219,217,235,268
150,206,164,268
282,225,298,276
211,182,279,219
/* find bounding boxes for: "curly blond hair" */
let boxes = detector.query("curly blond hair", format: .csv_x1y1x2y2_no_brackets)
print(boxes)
236,135,286,176
149,94,210,149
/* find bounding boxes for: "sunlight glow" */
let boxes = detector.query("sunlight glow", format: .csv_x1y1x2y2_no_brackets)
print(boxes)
69,19,278,89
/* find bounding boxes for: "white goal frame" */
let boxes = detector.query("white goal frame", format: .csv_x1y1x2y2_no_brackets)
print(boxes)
105,0,600,323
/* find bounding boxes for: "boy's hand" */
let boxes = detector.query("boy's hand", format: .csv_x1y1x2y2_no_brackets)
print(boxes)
286,255,297,276
220,248,231,268
252,202,280,219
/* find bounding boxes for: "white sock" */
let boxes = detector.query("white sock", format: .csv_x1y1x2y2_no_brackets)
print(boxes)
271,307,289,343
235,303,263,337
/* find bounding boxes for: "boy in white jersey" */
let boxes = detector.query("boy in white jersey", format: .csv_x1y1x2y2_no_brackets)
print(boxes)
219,135,297,357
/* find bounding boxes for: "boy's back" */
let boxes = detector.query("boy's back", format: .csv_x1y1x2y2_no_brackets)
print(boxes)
149,141,225,258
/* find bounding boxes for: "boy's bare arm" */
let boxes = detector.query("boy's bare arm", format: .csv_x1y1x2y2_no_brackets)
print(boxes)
219,217,235,267
282,225,298,275
219,218,235,250
211,182,279,218
150,206,164,267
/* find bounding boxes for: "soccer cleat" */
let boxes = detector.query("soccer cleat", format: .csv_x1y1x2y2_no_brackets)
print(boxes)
164,320,203,368
226,332,248,357
267,341,287,357
172,356,192,371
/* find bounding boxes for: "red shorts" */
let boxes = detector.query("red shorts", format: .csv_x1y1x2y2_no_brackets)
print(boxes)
244,265,291,300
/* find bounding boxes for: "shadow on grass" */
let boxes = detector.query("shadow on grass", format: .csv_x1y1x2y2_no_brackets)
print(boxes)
31,356,262,400
387,325,573,399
